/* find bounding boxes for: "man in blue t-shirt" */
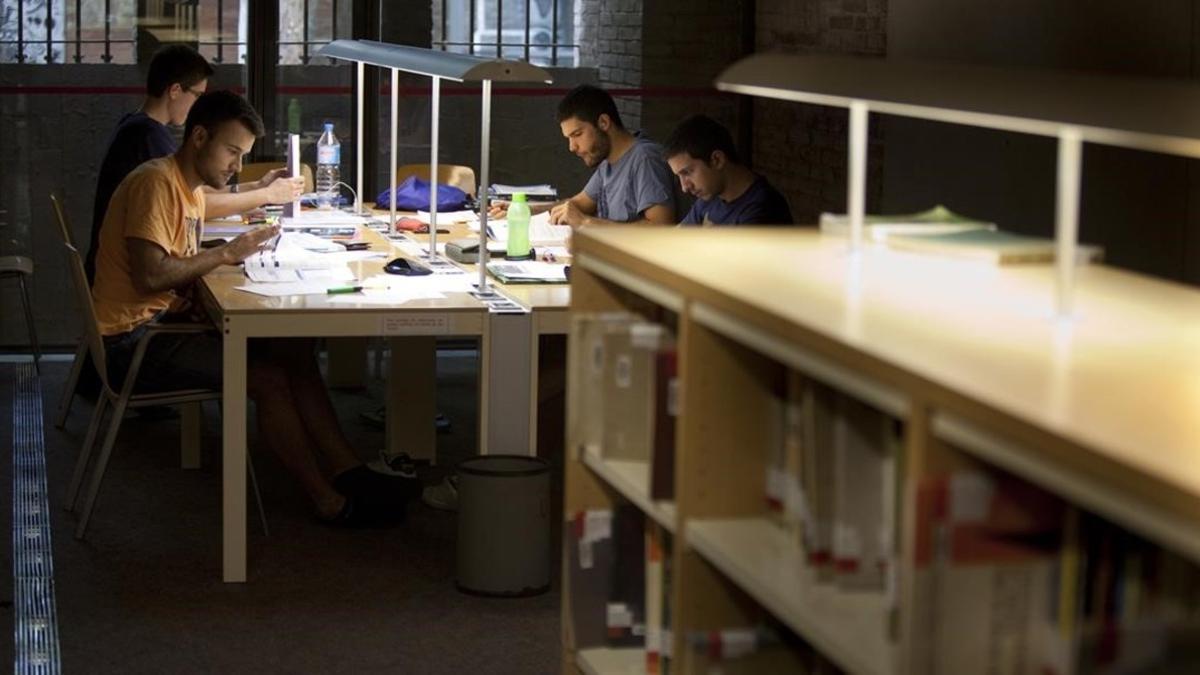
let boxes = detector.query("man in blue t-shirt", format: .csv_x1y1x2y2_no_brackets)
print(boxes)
493,85,677,226
665,115,793,226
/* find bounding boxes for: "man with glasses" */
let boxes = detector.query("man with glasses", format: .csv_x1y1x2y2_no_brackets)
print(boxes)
87,45,301,283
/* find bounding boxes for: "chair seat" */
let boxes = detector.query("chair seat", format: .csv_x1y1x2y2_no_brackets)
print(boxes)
0,255,34,276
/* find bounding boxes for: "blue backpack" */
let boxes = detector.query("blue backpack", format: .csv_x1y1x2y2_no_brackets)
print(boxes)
376,176,471,211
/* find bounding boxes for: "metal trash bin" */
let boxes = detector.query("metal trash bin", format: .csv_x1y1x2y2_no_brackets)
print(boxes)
455,454,551,597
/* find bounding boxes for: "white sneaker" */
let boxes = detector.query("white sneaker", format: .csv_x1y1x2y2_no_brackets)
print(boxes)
367,450,417,479
422,475,459,511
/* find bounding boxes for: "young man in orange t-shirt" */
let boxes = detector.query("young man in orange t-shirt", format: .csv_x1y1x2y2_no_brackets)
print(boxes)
94,90,417,526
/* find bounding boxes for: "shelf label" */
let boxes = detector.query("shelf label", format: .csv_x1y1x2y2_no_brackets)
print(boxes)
378,315,449,335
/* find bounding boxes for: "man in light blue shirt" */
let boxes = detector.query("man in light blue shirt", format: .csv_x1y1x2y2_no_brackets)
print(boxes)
549,85,678,226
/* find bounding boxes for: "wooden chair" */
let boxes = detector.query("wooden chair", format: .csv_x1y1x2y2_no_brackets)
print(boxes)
0,254,40,373
237,162,314,192
395,163,477,197
56,236,269,540
50,194,86,427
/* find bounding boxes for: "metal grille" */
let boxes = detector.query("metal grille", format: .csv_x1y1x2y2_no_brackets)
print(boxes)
0,0,342,65
12,363,63,675
434,0,577,66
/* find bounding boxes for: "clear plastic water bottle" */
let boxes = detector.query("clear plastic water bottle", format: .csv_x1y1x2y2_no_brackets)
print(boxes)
506,192,532,259
315,122,340,209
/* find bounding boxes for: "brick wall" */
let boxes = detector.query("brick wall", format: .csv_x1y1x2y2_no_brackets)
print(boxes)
754,0,887,224
575,0,643,129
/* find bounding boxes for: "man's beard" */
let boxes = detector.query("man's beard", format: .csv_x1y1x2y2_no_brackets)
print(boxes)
584,129,611,168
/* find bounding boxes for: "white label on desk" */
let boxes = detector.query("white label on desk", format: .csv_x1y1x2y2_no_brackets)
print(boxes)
378,315,450,335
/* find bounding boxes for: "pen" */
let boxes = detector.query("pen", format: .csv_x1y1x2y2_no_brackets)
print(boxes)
326,285,363,295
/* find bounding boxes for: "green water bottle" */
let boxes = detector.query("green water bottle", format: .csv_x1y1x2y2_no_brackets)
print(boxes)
506,192,532,260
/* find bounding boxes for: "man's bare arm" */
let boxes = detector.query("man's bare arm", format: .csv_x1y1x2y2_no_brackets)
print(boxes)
128,225,280,294
204,177,304,219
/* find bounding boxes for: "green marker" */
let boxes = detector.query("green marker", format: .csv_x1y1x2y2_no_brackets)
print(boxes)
326,285,363,295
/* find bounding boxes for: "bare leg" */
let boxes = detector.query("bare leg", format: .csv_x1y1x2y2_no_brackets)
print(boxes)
247,358,345,518
264,339,362,477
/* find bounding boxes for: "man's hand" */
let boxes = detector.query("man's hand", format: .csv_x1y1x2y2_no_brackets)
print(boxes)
253,167,291,190
549,200,587,225
222,224,281,264
262,176,305,204
488,201,510,219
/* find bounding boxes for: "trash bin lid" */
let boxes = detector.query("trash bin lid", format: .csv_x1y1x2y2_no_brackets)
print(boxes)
457,454,549,478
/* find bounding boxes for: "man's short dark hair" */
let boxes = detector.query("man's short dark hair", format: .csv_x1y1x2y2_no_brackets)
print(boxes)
664,114,741,165
184,90,265,142
146,45,214,97
556,84,624,130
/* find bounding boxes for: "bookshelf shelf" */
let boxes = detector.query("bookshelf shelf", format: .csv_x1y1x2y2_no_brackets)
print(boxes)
687,518,894,675
581,447,676,533
576,647,645,675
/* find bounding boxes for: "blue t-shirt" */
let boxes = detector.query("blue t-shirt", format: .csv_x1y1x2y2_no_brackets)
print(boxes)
87,112,178,282
583,136,677,222
681,176,793,226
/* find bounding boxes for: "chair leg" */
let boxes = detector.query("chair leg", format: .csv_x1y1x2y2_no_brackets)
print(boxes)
67,395,109,511
247,455,269,537
74,396,130,540
55,340,87,429
17,273,41,373
180,401,202,469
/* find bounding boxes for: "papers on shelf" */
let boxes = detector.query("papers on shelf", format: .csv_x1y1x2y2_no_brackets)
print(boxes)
886,229,1104,265
486,261,569,284
818,204,994,241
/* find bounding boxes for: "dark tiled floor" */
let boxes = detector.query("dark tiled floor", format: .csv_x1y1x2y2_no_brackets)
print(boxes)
1,352,560,674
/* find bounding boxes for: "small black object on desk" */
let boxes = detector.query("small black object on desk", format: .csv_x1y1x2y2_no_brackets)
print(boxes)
384,258,433,276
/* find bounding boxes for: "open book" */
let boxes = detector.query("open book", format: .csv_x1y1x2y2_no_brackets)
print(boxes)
473,211,572,246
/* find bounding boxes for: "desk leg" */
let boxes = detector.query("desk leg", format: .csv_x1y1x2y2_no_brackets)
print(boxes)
386,336,436,464
222,321,248,583
527,332,540,456
482,311,533,456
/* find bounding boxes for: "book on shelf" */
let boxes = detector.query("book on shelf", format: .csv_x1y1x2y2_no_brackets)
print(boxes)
645,526,665,675
567,509,616,649
832,395,895,591
886,228,1104,265
602,323,676,464
608,504,646,647
909,458,1200,675
818,204,995,241
570,313,637,459
649,349,678,501
803,383,838,579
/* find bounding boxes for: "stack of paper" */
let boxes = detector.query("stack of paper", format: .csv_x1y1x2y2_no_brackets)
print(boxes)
243,233,354,283
819,204,994,241
489,183,558,201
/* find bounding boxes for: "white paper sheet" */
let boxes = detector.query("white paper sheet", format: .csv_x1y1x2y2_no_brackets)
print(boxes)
235,281,329,297
325,288,447,305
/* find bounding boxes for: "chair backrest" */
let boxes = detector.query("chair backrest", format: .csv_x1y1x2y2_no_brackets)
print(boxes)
396,164,477,197
62,241,112,393
50,193,76,249
238,162,314,192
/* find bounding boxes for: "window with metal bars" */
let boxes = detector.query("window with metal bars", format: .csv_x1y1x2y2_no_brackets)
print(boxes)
0,0,343,64
433,0,577,67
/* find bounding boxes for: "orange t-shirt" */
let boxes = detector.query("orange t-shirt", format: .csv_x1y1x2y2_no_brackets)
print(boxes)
92,156,204,336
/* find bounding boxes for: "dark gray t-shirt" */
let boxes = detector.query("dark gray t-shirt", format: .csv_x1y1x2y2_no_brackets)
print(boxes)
583,136,677,222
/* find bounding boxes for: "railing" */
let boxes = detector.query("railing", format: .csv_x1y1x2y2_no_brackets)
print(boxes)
0,0,342,65
433,0,578,67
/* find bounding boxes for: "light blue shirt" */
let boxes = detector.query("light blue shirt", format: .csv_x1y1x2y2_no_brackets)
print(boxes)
583,135,677,222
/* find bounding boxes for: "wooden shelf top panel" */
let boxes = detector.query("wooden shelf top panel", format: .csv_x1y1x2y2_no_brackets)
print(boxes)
573,227,1200,512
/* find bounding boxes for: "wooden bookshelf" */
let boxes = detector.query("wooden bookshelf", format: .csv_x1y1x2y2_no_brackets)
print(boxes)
581,448,676,533
562,225,1200,674
576,647,645,675
687,518,893,675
